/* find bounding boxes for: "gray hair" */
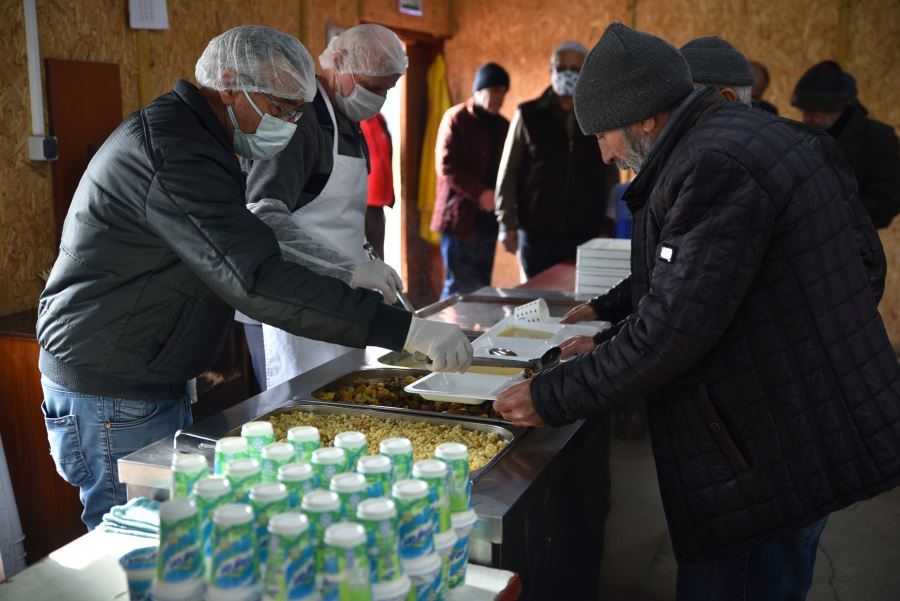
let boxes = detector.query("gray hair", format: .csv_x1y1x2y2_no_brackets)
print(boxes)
693,83,753,107
552,40,588,65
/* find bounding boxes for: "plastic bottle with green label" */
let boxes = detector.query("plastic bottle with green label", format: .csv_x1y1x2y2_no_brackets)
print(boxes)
391,479,434,561
287,426,321,463
334,431,368,471
379,438,412,485
264,512,317,601
224,458,262,503
214,437,249,476
356,497,402,585
411,460,452,534
321,522,373,601
301,490,343,576
242,421,275,460
311,447,348,489
170,453,209,499
191,476,232,574
278,463,315,509
357,455,392,498
330,472,368,519
151,498,204,601
249,482,289,566
261,442,296,483
435,443,471,513
207,503,258,595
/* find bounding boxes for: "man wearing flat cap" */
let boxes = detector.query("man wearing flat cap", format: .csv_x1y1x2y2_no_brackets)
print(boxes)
793,60,900,229
495,22,899,601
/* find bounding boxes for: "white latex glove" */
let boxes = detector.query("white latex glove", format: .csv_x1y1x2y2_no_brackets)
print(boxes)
350,259,403,304
404,317,473,373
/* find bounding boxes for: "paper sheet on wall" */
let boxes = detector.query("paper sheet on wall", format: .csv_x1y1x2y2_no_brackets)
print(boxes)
129,0,169,30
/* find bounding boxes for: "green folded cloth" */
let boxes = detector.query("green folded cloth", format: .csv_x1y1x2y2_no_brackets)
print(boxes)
101,497,160,538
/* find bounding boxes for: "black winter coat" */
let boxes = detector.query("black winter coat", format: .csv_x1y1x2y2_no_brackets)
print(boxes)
533,89,900,562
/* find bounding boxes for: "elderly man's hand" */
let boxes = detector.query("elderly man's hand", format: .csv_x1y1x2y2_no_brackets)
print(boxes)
493,379,545,427
560,302,598,324
559,335,598,359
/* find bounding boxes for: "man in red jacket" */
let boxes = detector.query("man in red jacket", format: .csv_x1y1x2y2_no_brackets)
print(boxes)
361,112,394,258
431,63,510,298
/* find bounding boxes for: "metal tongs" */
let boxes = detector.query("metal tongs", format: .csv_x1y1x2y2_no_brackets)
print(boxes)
363,242,416,313
470,346,562,374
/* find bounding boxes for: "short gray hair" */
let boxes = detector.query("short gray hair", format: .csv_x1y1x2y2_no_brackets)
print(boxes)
552,40,588,65
694,83,753,107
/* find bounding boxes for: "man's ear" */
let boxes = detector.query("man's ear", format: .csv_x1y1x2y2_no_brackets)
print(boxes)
638,115,657,135
720,87,738,102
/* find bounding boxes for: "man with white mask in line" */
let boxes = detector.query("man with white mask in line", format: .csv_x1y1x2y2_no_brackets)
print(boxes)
242,24,446,390
37,25,470,530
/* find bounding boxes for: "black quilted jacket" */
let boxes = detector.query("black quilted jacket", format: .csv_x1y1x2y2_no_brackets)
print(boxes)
532,89,900,562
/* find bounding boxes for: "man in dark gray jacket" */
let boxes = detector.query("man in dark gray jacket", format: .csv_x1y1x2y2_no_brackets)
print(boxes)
495,24,900,601
37,25,471,529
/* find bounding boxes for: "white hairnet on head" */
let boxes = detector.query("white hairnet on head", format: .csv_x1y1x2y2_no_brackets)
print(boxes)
195,25,316,102
319,24,408,77
552,40,589,62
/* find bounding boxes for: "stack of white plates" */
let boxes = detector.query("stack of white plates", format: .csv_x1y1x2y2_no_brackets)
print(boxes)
575,238,631,295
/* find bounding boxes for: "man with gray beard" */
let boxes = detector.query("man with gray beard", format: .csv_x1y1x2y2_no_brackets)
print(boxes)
495,23,898,601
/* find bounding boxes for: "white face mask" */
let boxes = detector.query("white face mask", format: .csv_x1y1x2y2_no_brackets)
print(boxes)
333,72,387,122
551,68,580,97
227,89,298,159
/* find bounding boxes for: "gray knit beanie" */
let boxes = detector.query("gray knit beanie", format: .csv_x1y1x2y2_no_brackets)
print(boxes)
680,36,754,87
574,23,694,134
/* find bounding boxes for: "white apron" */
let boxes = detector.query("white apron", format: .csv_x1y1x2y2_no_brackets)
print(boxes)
262,82,368,389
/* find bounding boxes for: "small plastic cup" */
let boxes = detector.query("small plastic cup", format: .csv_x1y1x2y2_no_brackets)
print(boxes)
310,447,347,489
192,476,232,570
379,438,413,484
249,483,289,565
513,298,549,322
333,431,368,471
263,513,316,601
356,455,392,498
411,460,452,535
287,426,321,463
207,504,258,595
321,522,372,601
153,499,203,600
225,458,262,503
435,443,471,513
448,510,477,590
277,463,315,509
356,498,401,584
434,529,458,600
171,453,210,499
329,472,368,519
401,553,442,601
261,442,296,483
391,479,434,560
371,575,410,601
241,421,275,460
214,437,249,475
300,490,342,575
119,545,156,601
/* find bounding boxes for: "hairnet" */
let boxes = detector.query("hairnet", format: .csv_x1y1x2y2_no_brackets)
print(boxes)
195,25,316,102
552,40,589,62
319,24,408,77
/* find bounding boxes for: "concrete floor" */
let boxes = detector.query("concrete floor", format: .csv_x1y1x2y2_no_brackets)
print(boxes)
596,414,900,601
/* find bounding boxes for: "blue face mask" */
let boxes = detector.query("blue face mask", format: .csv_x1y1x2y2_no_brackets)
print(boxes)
227,89,298,159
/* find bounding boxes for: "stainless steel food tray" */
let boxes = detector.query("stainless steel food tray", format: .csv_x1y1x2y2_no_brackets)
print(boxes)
305,366,512,426
224,402,526,482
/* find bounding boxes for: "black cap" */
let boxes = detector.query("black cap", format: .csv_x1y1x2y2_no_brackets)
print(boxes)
680,36,754,87
472,62,510,92
791,60,853,112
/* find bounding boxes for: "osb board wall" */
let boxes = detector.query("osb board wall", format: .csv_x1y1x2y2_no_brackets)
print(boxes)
445,0,900,348
0,0,444,317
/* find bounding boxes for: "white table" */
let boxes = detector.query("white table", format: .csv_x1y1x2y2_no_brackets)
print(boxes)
0,529,518,600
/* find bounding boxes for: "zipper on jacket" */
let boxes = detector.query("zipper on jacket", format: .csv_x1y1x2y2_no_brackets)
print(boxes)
700,382,752,472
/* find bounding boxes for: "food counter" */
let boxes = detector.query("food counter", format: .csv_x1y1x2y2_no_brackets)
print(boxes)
118,288,610,599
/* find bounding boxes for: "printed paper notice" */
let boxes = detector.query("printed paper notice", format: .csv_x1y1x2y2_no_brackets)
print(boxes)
129,0,169,30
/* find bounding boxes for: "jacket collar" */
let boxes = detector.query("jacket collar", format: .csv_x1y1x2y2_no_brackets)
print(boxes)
623,87,725,211
832,103,868,162
173,79,232,151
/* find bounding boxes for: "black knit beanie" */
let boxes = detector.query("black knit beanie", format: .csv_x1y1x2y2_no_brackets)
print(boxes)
791,61,853,112
574,23,694,134
680,36,754,87
472,63,510,92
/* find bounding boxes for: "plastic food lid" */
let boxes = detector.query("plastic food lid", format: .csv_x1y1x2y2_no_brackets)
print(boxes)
434,529,458,553
194,476,231,498
412,459,448,479
215,436,248,453
151,577,205,600
391,479,429,501
262,442,295,459
268,512,309,536
311,447,346,465
451,509,477,529
249,482,288,503
171,452,209,471
278,463,314,481
401,552,441,576
212,503,254,526
287,426,320,442
241,421,274,436
301,490,340,512
334,431,367,450
324,522,366,548
435,442,468,461
372,575,411,599
159,498,197,521
330,472,366,493
379,438,412,453
356,498,396,521
119,545,157,570
225,458,260,477
357,455,392,474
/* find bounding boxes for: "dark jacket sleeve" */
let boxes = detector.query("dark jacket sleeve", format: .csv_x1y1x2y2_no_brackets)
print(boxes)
532,152,776,426
146,141,411,351
588,275,633,323
858,124,900,229
436,110,487,202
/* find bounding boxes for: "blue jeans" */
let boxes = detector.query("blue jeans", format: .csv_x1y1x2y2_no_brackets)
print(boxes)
440,230,497,299
676,517,828,601
41,377,192,530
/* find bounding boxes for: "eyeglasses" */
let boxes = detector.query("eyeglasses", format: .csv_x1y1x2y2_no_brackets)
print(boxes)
263,94,304,123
